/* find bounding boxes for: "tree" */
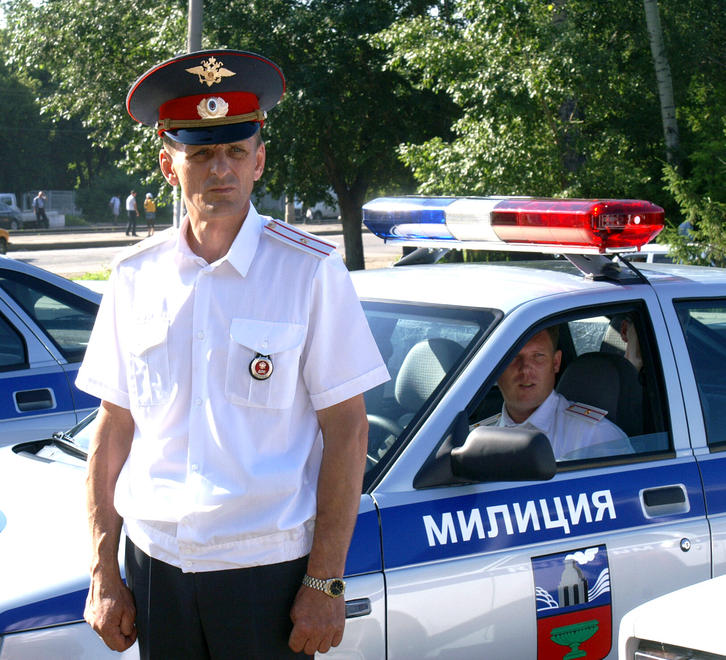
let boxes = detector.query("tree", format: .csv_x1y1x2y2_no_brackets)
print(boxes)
3,0,188,199
379,0,667,200
204,0,454,269
643,0,679,165
4,0,452,267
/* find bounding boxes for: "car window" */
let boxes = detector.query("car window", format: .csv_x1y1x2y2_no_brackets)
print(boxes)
674,299,726,448
362,300,498,485
0,271,98,363
0,312,26,370
469,305,671,468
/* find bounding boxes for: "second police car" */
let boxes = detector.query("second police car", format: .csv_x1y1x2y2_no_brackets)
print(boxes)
0,256,100,447
1,196,725,659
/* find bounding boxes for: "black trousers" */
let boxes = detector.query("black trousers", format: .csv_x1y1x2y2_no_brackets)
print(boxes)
125,539,311,660
126,211,137,235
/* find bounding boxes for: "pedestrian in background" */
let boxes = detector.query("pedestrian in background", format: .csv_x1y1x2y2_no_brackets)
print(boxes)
143,193,156,236
125,190,138,236
109,195,120,225
78,48,389,659
32,191,49,228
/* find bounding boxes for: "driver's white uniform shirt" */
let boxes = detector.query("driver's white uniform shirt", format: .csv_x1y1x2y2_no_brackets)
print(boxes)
76,204,389,573
496,390,631,460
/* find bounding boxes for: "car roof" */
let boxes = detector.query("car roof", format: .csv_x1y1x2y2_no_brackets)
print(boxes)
351,259,726,312
0,255,102,304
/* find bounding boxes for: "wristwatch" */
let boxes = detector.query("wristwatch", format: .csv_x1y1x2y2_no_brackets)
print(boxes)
302,574,346,598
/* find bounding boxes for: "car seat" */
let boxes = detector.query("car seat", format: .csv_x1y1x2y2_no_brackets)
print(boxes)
555,352,643,437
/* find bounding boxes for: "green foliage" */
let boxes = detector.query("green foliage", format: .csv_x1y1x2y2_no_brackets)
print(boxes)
660,165,726,268
380,0,668,200
202,0,454,268
63,214,89,226
76,268,111,280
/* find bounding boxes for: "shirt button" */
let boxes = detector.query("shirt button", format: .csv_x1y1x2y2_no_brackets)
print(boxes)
197,331,205,340
191,464,199,472
195,398,203,406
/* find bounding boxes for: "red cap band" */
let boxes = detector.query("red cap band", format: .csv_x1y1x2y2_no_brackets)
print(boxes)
159,91,262,125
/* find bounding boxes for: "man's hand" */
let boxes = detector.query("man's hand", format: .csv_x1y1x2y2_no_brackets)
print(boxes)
289,585,345,655
85,572,137,651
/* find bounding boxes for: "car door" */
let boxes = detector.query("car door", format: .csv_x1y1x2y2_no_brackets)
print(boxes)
0,299,81,444
665,291,726,578
0,269,99,445
373,289,710,660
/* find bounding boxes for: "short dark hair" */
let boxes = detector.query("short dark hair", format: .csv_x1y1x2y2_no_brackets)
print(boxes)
545,325,560,351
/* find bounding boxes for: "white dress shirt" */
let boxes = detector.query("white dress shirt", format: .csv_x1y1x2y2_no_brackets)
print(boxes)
496,390,632,460
77,204,389,572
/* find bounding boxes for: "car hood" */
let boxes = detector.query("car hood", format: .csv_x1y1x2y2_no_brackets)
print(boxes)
0,444,92,633
618,574,726,656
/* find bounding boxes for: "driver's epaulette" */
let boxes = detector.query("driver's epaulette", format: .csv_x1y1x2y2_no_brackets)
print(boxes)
262,218,336,259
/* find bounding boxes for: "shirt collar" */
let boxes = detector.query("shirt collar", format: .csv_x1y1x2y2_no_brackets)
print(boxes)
174,202,263,277
500,389,559,437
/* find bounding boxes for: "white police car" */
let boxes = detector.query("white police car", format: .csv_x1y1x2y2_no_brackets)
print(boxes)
2,196,726,659
0,257,100,447
618,574,726,659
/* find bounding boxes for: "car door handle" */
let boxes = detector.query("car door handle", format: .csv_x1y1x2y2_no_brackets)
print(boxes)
640,484,689,518
14,388,55,412
345,598,371,619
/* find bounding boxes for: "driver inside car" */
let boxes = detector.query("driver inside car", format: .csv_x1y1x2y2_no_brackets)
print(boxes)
478,327,631,460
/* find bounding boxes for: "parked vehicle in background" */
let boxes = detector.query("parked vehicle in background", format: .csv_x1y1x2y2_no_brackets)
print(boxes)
0,229,9,255
305,196,340,222
0,194,20,214
0,256,100,447
0,202,23,231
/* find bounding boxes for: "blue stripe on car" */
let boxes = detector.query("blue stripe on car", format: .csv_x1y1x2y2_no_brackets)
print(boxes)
0,589,87,634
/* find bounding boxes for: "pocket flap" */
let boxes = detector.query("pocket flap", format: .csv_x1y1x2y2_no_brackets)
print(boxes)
129,318,169,355
230,319,305,355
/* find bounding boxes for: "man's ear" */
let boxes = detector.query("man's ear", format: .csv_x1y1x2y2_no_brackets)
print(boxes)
159,149,178,186
253,142,266,182
553,349,563,374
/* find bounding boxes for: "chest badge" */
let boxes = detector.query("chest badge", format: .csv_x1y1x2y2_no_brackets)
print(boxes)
250,354,274,380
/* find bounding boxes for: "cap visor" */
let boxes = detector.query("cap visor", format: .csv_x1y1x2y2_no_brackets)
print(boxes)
165,121,260,145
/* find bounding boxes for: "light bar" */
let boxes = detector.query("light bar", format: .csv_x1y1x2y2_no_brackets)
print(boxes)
362,196,665,254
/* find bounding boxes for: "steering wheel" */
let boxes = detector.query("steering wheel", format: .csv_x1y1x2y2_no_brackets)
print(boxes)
366,414,403,467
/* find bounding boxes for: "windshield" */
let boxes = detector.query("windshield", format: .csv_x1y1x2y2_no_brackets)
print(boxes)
50,301,499,480
362,300,499,487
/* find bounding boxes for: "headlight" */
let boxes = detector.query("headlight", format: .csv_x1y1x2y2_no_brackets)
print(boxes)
635,640,726,660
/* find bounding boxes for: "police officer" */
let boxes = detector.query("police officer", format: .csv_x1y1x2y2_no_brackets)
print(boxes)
488,327,631,460
77,49,389,659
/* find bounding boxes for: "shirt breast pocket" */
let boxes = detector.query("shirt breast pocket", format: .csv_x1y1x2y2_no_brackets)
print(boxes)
226,319,306,409
129,319,171,407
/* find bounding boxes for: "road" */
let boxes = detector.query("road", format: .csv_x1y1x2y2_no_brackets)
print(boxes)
9,230,405,277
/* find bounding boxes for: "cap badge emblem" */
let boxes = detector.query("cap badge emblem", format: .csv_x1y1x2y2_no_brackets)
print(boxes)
185,57,236,87
197,97,229,119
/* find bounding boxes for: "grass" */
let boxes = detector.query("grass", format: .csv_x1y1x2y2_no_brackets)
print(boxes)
76,268,111,280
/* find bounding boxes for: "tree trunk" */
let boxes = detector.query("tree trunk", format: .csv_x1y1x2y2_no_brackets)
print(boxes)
643,0,680,165
338,193,365,271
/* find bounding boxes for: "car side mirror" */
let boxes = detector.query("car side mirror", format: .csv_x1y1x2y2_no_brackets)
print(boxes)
451,427,556,482
414,412,556,488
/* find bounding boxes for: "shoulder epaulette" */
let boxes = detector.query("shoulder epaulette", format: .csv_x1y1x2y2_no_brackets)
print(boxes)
112,227,176,267
262,218,336,258
564,402,608,424
469,412,501,431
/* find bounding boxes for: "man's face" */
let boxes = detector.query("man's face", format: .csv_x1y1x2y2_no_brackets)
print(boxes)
159,134,265,223
497,330,562,424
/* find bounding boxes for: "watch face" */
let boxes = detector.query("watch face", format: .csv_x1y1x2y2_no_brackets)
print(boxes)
328,579,345,597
